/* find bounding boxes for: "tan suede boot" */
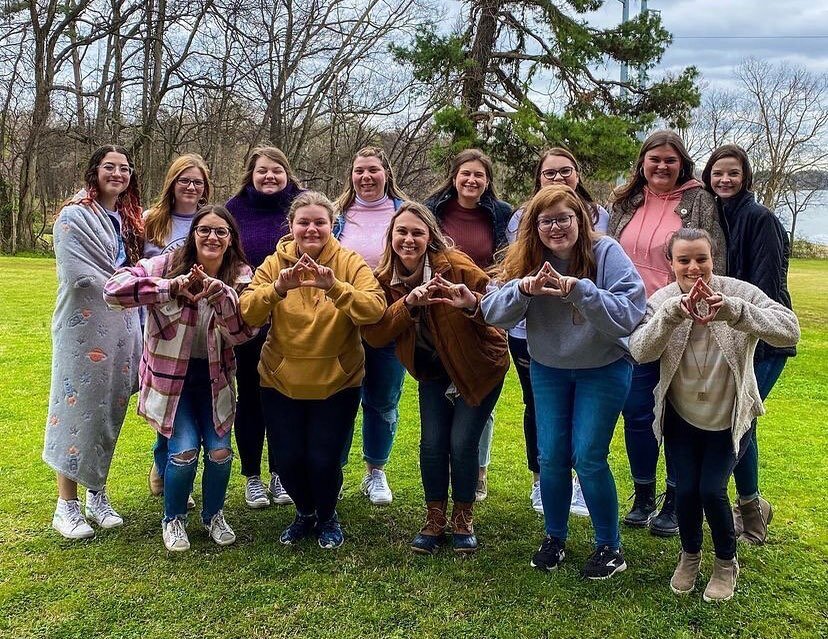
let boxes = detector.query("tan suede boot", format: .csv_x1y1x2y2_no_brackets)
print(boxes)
450,501,477,553
411,501,448,555
732,502,744,537
738,496,773,545
670,550,702,594
703,556,739,602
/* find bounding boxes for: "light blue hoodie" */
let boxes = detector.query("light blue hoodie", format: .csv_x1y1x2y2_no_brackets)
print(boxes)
481,235,646,369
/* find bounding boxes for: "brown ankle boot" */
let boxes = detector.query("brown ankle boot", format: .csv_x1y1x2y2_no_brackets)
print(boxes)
451,501,477,553
670,550,702,595
738,496,773,545
703,556,739,602
411,501,447,555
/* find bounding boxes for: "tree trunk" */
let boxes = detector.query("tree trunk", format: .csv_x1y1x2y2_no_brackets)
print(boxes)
461,0,500,115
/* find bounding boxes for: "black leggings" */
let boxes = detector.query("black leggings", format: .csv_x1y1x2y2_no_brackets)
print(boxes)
260,386,361,522
508,335,539,473
234,330,275,477
664,402,751,560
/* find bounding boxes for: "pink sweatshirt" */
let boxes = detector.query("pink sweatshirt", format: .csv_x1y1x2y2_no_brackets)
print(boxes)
619,180,702,296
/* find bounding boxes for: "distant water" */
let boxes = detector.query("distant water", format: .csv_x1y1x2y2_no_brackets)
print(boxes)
778,191,828,245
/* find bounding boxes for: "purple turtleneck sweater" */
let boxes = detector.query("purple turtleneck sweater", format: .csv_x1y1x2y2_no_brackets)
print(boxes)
226,182,303,269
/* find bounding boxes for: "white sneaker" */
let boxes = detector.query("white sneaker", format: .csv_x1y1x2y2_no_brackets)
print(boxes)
269,473,294,505
162,518,190,551
570,476,590,518
187,493,196,510
53,498,95,539
530,480,544,514
203,510,236,546
362,469,392,505
85,488,124,528
244,475,270,509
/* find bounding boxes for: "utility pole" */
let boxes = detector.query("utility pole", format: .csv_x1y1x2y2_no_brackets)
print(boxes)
619,0,629,97
639,0,648,88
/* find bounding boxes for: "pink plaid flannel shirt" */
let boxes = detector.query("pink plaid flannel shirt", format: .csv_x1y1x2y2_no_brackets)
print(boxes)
104,254,257,438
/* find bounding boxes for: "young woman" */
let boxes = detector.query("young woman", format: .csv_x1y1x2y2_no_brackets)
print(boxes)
240,191,385,549
702,145,795,545
143,153,213,501
44,145,144,539
105,205,256,551
363,202,509,554
629,228,799,602
609,130,725,536
333,146,409,505
226,146,304,509
507,147,609,516
482,184,646,579
424,148,512,501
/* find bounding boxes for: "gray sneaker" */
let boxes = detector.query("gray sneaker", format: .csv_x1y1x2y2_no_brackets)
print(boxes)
245,475,270,509
269,473,294,505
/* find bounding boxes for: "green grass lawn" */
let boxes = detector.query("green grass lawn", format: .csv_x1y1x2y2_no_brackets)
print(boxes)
1,256,826,639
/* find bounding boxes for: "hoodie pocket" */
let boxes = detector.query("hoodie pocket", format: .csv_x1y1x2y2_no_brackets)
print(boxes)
266,354,352,398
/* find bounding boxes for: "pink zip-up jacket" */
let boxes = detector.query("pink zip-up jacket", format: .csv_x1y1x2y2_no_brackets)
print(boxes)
103,254,257,438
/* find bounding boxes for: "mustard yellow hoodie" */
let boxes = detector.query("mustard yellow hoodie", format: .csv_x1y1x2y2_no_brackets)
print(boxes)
240,235,386,400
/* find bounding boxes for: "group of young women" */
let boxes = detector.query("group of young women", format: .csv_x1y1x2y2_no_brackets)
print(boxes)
44,131,799,602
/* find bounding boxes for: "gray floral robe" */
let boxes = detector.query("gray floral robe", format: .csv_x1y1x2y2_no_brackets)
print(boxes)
43,193,142,490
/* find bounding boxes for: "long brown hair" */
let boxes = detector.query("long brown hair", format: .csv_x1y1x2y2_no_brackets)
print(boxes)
496,185,597,281
532,147,600,227
144,154,212,249
79,145,144,265
374,201,453,281
612,130,696,209
166,205,249,285
235,146,302,197
334,146,408,214
426,148,500,202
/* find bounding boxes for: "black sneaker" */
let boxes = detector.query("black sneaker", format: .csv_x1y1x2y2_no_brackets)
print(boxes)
649,487,679,537
279,512,317,545
530,535,565,571
582,545,627,580
317,513,344,549
623,481,656,527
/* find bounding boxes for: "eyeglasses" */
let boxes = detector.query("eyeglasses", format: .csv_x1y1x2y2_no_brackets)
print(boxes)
176,177,205,188
99,163,133,176
194,225,230,239
537,215,575,231
540,166,575,180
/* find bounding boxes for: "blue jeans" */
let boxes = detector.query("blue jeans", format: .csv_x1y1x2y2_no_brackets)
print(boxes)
341,341,406,467
622,360,675,487
164,359,233,524
418,377,503,503
532,358,632,549
732,355,789,499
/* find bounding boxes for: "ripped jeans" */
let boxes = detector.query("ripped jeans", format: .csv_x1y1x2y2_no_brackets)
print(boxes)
164,359,233,524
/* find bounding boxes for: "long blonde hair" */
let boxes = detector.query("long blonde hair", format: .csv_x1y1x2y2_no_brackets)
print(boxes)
495,185,597,281
144,154,212,249
374,201,453,281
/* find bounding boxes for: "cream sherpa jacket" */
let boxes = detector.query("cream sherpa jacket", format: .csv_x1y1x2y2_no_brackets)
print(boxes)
629,275,800,455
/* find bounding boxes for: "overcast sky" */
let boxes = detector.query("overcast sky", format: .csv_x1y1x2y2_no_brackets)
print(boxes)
583,1,828,90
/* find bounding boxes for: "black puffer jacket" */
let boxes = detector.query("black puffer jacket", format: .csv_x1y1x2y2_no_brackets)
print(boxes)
719,190,796,359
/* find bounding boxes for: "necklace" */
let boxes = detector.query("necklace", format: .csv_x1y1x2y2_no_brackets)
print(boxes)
686,325,713,402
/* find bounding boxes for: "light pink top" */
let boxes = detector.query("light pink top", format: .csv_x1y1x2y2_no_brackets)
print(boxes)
338,195,396,269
